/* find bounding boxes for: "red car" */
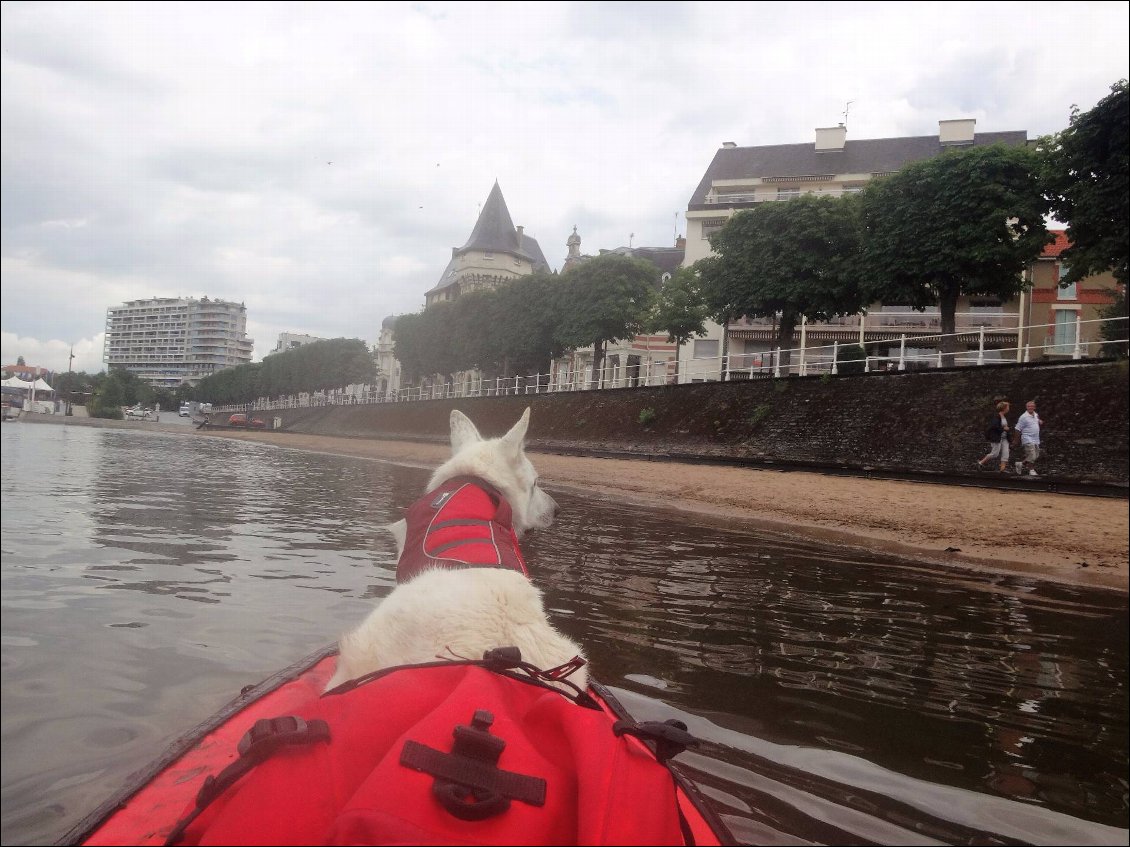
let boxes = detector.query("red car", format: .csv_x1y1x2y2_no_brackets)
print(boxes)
228,413,267,429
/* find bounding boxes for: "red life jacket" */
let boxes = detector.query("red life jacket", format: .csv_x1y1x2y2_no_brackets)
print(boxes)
397,476,528,584
164,659,710,846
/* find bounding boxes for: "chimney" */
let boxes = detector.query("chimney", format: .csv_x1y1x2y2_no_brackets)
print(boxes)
675,235,686,250
939,118,976,145
815,124,847,151
722,141,737,148
516,225,524,243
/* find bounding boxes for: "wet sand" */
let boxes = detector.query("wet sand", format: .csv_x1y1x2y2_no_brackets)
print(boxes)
199,428,1129,593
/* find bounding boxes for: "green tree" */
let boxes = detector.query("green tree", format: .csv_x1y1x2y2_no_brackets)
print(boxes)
555,253,658,388
1098,285,1128,357
648,266,709,381
1042,79,1129,285
493,273,566,378
696,194,865,367
89,374,124,419
859,144,1050,360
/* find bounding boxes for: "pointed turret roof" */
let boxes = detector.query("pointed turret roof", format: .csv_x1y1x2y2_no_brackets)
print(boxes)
453,181,548,268
459,181,518,254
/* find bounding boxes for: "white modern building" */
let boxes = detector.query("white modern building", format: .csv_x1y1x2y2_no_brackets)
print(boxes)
103,296,254,387
270,332,325,355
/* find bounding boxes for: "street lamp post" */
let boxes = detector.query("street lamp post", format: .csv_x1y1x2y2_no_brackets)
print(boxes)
65,346,75,416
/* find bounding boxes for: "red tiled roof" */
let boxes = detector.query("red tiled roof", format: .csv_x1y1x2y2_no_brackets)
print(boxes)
1043,230,1069,258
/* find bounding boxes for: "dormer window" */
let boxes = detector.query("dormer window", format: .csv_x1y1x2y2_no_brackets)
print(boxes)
483,252,494,260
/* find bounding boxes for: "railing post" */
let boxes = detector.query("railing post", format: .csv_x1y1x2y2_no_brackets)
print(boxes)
516,376,523,395
722,354,729,382
858,311,865,346
977,326,985,366
773,348,781,378
898,334,906,371
1023,344,1030,363
799,316,808,376
1072,314,1082,359
935,350,943,369
832,341,839,375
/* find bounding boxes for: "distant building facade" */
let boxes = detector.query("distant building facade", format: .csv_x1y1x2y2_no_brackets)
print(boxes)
103,296,254,387
375,182,550,398
425,181,550,306
270,332,324,355
373,315,402,399
681,119,1037,375
1023,231,1120,359
554,228,687,387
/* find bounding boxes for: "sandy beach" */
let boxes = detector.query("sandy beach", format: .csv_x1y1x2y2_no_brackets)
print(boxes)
197,428,1129,593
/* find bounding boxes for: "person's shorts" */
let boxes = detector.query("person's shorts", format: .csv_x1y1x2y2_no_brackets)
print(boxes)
1024,443,1041,463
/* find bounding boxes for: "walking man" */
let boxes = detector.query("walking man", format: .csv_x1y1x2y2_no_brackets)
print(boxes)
1014,400,1043,477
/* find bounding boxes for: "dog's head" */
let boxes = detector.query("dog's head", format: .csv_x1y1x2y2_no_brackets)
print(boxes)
428,407,558,536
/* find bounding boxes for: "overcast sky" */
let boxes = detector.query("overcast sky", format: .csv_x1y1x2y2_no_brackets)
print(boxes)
2,1,1128,374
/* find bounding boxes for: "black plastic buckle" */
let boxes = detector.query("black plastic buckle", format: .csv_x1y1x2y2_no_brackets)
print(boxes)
613,718,699,763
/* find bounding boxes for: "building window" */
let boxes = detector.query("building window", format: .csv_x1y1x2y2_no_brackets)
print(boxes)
777,186,800,201
700,218,727,239
1051,310,1078,354
1057,263,1076,299
693,339,719,359
483,252,494,260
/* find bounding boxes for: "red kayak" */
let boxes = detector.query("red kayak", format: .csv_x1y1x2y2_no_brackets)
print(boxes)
58,645,734,846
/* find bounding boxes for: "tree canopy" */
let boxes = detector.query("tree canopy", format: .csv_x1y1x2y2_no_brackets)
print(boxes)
649,266,709,346
1042,78,1129,285
858,143,1050,355
695,194,865,358
554,253,658,387
194,338,374,404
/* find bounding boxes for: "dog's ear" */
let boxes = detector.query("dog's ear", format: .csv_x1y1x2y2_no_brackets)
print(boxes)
449,410,482,454
499,407,530,455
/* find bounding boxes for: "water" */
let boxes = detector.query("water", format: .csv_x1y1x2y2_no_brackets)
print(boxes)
1,422,1126,845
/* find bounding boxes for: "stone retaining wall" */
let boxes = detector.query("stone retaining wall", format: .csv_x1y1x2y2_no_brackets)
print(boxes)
263,361,1129,484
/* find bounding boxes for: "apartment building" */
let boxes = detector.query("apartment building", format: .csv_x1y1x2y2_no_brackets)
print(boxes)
103,296,254,387
681,120,1035,375
270,332,325,355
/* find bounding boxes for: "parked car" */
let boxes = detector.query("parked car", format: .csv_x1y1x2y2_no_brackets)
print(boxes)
228,413,267,429
179,403,192,417
125,407,155,420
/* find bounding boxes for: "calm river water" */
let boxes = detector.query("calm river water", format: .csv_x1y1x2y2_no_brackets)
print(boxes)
1,422,1127,845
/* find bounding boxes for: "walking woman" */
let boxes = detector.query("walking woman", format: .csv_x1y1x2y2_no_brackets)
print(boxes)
976,400,1012,472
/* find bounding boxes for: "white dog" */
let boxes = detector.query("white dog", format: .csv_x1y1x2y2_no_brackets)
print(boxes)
326,408,588,691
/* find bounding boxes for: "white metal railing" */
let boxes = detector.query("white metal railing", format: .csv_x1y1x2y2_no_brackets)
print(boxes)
209,315,1127,414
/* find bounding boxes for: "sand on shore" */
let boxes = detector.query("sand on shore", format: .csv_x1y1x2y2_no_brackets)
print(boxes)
197,428,1129,593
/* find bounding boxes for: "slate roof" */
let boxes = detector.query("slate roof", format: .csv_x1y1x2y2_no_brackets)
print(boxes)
687,131,1029,208
456,181,549,268
427,182,550,296
600,246,686,275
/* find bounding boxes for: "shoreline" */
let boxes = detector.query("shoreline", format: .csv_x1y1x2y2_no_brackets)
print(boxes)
194,428,1129,593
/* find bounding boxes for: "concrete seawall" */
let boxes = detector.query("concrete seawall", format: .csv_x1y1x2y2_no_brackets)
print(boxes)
254,360,1128,485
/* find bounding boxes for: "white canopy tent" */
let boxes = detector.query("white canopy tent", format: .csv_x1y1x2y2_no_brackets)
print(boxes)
1,376,34,389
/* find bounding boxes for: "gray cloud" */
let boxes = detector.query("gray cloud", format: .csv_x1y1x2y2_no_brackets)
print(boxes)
2,0,1128,375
